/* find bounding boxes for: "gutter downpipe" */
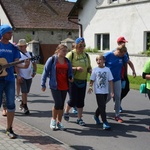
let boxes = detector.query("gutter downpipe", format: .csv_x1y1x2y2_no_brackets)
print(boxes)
68,18,83,37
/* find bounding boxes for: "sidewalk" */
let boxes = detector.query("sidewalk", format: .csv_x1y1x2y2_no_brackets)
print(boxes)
0,114,68,150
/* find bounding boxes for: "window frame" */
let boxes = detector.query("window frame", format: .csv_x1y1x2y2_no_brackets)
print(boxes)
95,33,110,51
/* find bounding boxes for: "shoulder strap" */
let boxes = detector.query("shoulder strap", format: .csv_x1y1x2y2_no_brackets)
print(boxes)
71,51,74,62
29,52,33,57
71,51,89,61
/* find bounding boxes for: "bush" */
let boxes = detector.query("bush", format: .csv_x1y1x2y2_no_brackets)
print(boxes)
85,47,99,53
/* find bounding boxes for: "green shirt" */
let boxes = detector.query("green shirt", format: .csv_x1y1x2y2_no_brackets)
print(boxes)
143,59,150,89
66,49,91,80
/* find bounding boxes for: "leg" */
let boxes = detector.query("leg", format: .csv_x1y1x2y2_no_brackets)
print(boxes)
96,94,107,123
114,81,121,116
20,79,32,114
5,81,17,139
76,85,86,126
15,77,21,101
2,92,7,116
51,89,67,130
64,83,77,121
121,76,130,101
114,80,123,123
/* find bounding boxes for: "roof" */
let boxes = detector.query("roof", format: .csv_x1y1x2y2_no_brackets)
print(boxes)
0,0,78,30
68,0,82,19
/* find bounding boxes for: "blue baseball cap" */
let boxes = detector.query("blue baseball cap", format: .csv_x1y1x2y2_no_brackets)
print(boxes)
0,24,12,37
75,37,85,44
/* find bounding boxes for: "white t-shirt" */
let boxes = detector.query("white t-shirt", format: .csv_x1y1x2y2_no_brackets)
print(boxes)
90,66,113,94
18,52,33,79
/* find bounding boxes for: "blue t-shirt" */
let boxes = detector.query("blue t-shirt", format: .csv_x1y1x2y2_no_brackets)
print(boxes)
104,52,128,82
0,42,21,81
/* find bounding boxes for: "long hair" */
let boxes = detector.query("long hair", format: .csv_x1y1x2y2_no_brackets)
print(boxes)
54,44,67,54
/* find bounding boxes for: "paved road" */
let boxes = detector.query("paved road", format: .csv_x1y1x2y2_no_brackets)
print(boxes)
15,74,150,150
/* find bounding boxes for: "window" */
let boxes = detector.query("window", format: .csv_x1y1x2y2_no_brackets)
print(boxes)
96,34,110,51
109,0,118,4
146,32,150,50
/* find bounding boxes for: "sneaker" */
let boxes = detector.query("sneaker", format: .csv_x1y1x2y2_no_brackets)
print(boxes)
50,119,56,130
6,127,18,139
93,115,101,125
103,122,111,130
77,119,86,126
115,116,123,123
64,113,69,121
15,96,21,102
72,107,78,114
19,102,24,110
57,122,66,131
23,104,30,114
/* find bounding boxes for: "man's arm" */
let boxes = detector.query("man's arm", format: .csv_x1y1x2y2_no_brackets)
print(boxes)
15,58,30,69
127,60,136,77
32,62,37,77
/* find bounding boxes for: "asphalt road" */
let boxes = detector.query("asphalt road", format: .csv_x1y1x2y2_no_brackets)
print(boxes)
15,74,150,150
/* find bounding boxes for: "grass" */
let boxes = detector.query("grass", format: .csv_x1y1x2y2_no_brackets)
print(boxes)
37,64,145,90
37,64,44,74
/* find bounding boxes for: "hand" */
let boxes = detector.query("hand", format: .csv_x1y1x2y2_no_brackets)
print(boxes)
87,88,93,94
77,66,84,72
18,76,23,83
132,71,136,78
24,59,30,68
111,92,114,98
32,72,36,77
69,78,74,83
41,87,46,92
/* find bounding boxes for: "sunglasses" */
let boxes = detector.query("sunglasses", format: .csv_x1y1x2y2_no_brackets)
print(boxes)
79,44,86,48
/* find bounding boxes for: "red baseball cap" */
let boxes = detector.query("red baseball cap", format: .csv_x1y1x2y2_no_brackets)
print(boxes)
117,36,128,43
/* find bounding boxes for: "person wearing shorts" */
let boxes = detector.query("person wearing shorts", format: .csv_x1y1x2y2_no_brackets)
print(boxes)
16,39,37,115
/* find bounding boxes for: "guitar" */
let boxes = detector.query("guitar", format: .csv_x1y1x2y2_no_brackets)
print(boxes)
0,55,40,77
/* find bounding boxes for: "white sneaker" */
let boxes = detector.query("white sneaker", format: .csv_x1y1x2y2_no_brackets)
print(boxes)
50,119,56,130
15,96,21,102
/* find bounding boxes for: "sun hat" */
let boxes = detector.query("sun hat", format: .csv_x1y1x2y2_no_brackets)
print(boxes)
0,24,12,37
17,39,27,46
75,37,85,44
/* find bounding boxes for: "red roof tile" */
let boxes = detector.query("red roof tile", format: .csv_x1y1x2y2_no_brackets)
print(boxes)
0,0,78,29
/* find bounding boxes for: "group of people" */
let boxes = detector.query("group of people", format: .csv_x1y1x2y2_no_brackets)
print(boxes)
0,24,37,139
41,36,137,131
0,24,149,140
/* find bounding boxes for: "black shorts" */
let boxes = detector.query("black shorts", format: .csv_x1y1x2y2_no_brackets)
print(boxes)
20,78,32,93
51,89,67,110
67,82,86,108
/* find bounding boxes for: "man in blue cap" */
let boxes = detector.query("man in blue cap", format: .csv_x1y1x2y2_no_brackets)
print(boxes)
0,24,29,139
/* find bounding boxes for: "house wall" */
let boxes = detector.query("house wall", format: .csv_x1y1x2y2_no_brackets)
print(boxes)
78,0,150,54
0,5,13,42
0,5,10,25
13,29,78,44
89,53,149,76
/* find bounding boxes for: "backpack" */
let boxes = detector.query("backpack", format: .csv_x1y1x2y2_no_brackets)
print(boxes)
71,50,89,62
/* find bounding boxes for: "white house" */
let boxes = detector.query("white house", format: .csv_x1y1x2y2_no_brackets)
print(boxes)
69,0,150,54
68,0,150,75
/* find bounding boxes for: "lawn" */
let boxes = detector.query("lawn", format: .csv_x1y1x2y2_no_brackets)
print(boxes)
37,64,145,91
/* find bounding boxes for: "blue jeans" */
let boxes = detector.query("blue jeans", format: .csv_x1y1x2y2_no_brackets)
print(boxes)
0,80,15,112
